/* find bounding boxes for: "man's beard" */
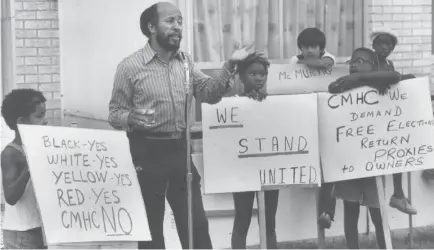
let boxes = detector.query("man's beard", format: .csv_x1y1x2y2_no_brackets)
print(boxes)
156,32,181,51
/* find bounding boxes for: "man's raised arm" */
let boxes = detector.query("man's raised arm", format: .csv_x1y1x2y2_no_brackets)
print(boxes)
191,59,236,104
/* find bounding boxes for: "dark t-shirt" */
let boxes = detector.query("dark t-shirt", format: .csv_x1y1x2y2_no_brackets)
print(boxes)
374,58,395,71
375,58,416,81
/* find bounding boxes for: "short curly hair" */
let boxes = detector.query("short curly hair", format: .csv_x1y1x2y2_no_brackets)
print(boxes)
140,4,159,38
236,53,271,75
352,47,377,63
297,27,326,51
1,89,46,131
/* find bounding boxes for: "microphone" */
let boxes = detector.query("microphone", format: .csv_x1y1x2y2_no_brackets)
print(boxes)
181,52,190,94
180,52,194,249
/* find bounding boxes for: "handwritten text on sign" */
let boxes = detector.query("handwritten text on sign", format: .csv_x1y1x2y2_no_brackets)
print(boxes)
18,125,150,244
202,95,320,194
318,77,434,183
266,63,348,95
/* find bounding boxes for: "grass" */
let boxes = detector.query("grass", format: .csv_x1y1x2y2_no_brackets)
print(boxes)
248,226,434,249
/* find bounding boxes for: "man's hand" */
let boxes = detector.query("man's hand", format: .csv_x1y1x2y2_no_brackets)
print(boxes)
228,43,260,63
127,111,148,130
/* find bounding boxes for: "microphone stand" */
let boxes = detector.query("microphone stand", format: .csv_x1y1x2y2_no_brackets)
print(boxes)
183,56,194,250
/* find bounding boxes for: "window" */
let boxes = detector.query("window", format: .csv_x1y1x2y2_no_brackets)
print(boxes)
186,0,368,122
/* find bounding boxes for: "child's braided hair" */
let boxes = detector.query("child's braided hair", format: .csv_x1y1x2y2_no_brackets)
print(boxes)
235,52,270,75
234,52,270,101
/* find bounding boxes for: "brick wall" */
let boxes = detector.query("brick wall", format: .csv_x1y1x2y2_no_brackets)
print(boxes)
14,0,61,125
368,0,433,80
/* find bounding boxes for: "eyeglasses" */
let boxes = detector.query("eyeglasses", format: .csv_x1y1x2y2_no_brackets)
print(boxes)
346,57,374,66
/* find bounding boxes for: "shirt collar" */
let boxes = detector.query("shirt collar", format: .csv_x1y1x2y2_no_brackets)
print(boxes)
143,42,184,64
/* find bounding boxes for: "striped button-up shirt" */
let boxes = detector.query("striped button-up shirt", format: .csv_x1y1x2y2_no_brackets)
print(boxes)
108,42,235,134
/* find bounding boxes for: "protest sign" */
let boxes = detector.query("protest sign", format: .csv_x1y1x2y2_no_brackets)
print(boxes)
318,77,434,183
202,95,320,194
18,125,150,244
266,63,348,95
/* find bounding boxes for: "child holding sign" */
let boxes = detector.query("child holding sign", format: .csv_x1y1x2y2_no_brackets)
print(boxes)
291,27,338,230
331,48,386,249
371,30,417,215
1,89,48,249
290,27,336,69
230,53,278,249
330,30,417,215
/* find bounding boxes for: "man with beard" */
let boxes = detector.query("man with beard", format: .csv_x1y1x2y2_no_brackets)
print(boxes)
108,2,257,249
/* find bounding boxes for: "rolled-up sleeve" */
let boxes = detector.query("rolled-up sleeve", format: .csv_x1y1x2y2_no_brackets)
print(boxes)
322,51,336,66
190,56,235,104
108,63,133,131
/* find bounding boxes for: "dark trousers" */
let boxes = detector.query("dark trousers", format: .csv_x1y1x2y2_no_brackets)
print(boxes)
318,183,336,220
231,190,279,249
127,133,212,249
343,201,385,249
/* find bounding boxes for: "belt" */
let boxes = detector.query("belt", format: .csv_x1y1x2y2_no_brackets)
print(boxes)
143,131,184,140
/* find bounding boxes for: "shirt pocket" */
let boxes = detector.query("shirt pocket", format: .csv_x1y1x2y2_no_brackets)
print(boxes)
170,64,187,96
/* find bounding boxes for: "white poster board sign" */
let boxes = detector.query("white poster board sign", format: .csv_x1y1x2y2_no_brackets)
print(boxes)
318,77,434,183
202,95,320,194
266,64,348,95
18,125,151,244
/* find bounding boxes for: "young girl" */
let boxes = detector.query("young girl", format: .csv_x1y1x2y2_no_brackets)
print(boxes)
230,53,277,249
1,89,48,249
291,27,337,229
331,47,386,249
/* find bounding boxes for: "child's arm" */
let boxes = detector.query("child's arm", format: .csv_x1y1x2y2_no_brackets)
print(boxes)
297,57,334,69
360,71,401,90
400,74,416,81
365,73,415,88
346,71,401,85
329,71,408,94
1,148,31,206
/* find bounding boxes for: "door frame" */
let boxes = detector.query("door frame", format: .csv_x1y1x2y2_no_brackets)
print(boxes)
1,0,16,99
